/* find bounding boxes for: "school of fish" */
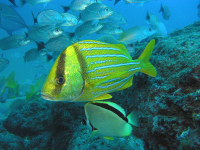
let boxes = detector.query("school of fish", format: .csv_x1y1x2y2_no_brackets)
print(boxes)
0,0,176,140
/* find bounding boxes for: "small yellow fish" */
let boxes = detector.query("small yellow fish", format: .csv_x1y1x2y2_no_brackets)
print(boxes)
41,39,156,102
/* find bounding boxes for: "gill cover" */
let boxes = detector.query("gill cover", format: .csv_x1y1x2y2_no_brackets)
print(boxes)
41,45,84,101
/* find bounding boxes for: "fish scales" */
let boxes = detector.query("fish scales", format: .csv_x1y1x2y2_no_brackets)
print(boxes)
73,41,139,83
42,39,156,102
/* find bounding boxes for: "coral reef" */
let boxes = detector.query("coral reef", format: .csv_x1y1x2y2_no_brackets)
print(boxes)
1,21,200,149
68,126,145,150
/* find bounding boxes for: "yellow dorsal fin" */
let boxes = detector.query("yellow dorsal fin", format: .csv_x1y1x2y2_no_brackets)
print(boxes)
6,71,16,88
138,39,157,77
93,94,112,101
103,137,113,140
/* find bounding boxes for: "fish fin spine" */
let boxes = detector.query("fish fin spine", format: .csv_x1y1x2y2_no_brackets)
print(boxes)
31,11,37,24
138,39,157,77
146,11,150,21
159,3,164,12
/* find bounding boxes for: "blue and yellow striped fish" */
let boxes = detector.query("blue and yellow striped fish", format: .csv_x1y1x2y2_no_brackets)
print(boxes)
41,39,157,102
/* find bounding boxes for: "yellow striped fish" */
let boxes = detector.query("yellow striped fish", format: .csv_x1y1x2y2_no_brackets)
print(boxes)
41,39,157,102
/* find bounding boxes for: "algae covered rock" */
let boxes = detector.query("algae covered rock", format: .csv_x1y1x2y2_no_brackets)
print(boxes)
112,20,200,149
0,120,24,150
1,20,200,149
68,126,145,150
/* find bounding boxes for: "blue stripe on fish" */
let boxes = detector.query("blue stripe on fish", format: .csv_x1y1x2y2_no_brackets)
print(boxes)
77,41,108,45
90,75,108,80
86,54,129,59
80,47,120,51
103,77,121,83
87,62,141,73
129,67,141,72
95,75,133,94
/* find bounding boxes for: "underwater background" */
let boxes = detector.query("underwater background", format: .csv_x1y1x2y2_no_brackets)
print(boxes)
0,0,200,149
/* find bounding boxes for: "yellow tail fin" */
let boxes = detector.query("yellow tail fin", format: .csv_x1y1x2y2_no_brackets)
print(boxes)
138,39,157,77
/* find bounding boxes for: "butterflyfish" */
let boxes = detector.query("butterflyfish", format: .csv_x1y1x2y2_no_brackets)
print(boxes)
84,101,139,140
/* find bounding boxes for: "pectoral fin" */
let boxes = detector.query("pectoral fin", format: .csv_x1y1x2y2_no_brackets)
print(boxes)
88,130,99,140
92,94,112,101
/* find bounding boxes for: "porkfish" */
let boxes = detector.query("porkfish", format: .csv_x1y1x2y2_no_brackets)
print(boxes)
41,39,157,102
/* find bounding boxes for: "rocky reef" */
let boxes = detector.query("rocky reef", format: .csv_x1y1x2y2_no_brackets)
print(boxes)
1,21,200,149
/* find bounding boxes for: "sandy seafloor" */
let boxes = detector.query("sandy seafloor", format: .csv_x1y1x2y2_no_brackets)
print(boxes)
0,0,200,150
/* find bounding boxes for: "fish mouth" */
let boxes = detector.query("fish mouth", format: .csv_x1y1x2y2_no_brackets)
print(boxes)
41,93,53,101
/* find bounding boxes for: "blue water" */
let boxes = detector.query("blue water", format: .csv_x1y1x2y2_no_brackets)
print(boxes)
0,0,199,149
0,0,199,82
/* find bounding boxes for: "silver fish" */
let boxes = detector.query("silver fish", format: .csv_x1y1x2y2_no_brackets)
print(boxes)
80,3,113,22
28,25,63,41
119,26,157,44
19,0,54,6
75,20,104,38
145,11,158,28
59,13,79,26
62,0,101,12
159,3,171,20
107,11,127,24
0,57,9,73
115,0,152,6
96,22,124,35
0,2,27,35
45,34,73,52
0,35,30,50
23,48,52,63
33,9,64,26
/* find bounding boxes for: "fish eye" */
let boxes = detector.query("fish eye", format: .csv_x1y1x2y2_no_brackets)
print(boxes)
117,27,121,30
149,28,152,31
56,76,65,85
105,8,109,12
55,28,60,32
